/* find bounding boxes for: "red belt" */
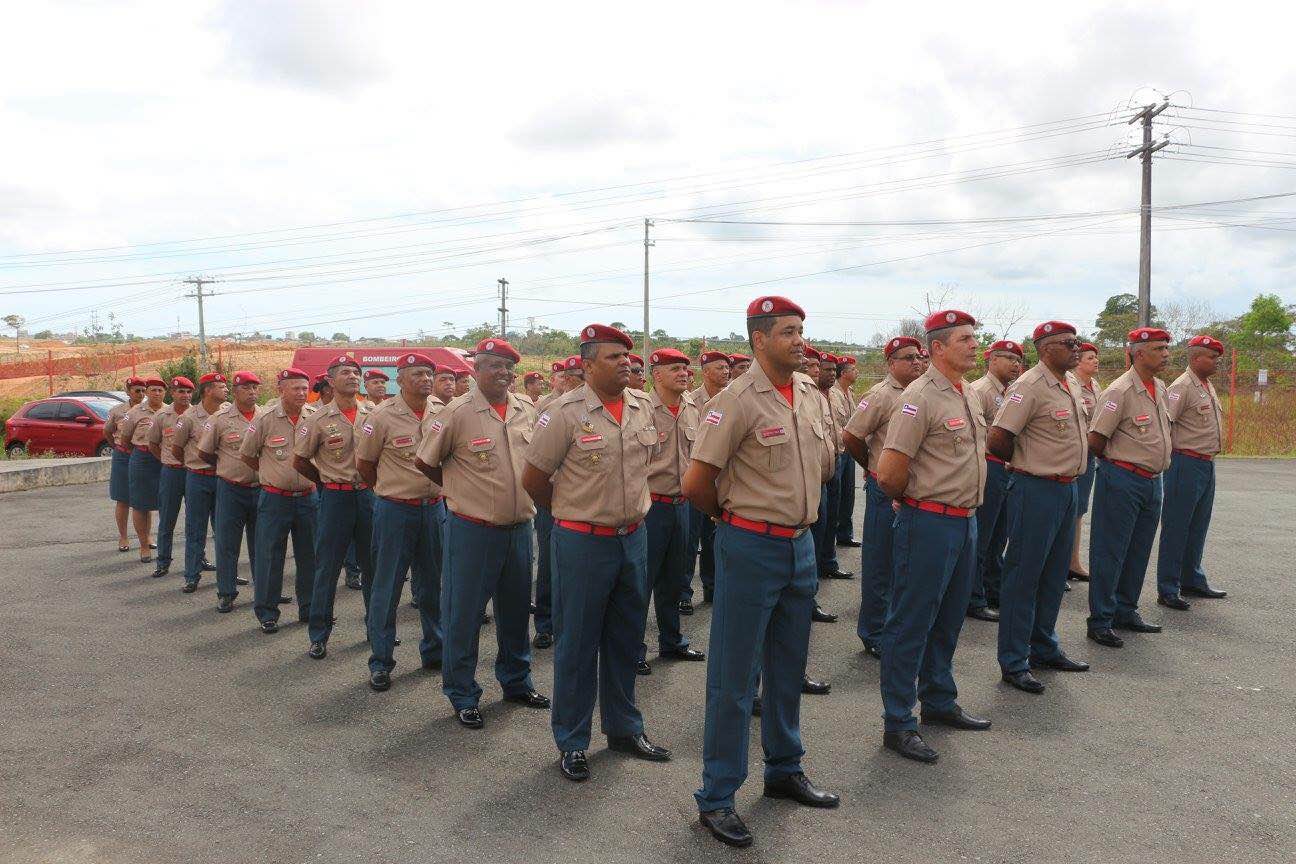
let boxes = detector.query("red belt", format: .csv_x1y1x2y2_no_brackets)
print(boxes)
986,454,1007,465
720,510,809,539
1174,448,1215,462
262,484,313,498
867,470,878,481
189,467,215,476
1105,459,1157,479
650,493,687,505
221,477,260,489
1010,468,1075,484
452,511,528,530
323,481,368,491
901,497,973,518
381,494,444,506
555,519,641,537
114,444,131,453
134,446,153,453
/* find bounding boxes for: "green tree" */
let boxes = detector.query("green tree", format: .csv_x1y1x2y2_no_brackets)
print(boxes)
157,352,200,402
3,314,23,351
331,332,350,342
298,331,317,344
1232,293,1294,352
1094,293,1162,347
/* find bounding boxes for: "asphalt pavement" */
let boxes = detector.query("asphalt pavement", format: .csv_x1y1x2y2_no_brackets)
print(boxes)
1,460,1293,864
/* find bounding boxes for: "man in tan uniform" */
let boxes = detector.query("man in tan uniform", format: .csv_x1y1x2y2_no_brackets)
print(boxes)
685,296,838,849
1086,327,1174,647
171,372,225,592
198,371,263,612
843,336,924,658
1156,334,1228,609
1069,342,1102,582
363,368,389,405
683,350,732,610
812,351,853,582
240,368,317,633
875,310,992,765
523,371,545,403
522,323,670,783
727,352,752,378
415,338,549,729
627,353,646,392
988,322,1091,695
146,375,194,579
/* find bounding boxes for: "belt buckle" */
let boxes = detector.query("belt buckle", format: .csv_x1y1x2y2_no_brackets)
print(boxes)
616,525,628,536
793,527,806,538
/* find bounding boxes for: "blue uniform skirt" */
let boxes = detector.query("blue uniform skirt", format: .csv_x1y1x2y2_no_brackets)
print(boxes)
128,448,161,511
109,447,131,503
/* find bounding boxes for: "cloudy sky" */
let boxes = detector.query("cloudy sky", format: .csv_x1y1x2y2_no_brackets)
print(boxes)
2,0,1294,346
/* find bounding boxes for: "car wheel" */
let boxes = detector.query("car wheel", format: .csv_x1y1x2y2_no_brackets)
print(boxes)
95,441,113,457
5,441,27,458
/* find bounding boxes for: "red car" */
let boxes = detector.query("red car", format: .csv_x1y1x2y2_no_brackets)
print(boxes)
4,396,119,457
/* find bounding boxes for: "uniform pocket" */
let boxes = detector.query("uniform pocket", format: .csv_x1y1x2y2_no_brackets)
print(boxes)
574,433,609,469
756,427,791,471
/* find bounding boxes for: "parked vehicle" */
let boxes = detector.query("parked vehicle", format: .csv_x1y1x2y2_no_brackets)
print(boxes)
290,347,472,388
4,396,118,457
56,389,128,402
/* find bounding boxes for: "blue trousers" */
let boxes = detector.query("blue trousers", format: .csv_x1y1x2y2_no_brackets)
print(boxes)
1156,452,1216,597
128,448,161,511
969,459,1009,609
856,474,894,651
550,525,649,752
344,541,361,582
183,471,217,586
252,490,317,624
1076,455,1098,515
814,475,842,576
998,475,1076,673
880,506,975,733
533,506,554,636
681,504,716,602
441,514,534,711
155,464,186,569
109,447,131,503
308,487,375,645
695,523,815,813
368,497,443,673
215,479,258,599
638,499,690,661
1088,462,1163,631
835,452,857,543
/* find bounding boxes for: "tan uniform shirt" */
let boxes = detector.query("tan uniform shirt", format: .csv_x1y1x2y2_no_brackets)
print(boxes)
1075,375,1102,421
416,389,537,524
884,367,988,509
1166,370,1223,456
992,364,1088,478
526,384,656,526
146,404,189,467
354,395,440,501
644,390,700,497
294,400,370,485
968,372,1008,425
843,374,906,475
170,403,214,471
690,384,725,413
1089,367,1173,475
198,403,261,485
690,364,831,527
828,386,850,454
105,402,133,451
119,403,159,450
240,405,314,493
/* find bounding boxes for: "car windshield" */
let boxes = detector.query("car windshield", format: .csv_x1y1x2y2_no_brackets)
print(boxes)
83,400,115,419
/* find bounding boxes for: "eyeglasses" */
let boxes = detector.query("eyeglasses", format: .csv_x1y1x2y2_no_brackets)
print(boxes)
1050,339,1081,349
891,353,921,362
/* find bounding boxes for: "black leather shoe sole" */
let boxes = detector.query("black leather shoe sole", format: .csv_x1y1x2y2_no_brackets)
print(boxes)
260,621,279,634
967,607,1000,622
456,708,484,729
369,673,391,692
763,780,841,808
921,710,992,730
678,602,694,616
1157,595,1191,611
181,582,198,594
812,609,838,623
1182,586,1226,599
559,755,590,782
504,691,551,709
636,661,652,676
801,679,831,695
1114,619,1162,633
1087,629,1123,648
836,539,863,548
699,811,753,848
607,736,672,762
883,732,937,763
1067,571,1090,582
862,644,882,659
307,643,326,659
1002,672,1045,694
660,648,705,661
532,633,553,649
1030,656,1089,672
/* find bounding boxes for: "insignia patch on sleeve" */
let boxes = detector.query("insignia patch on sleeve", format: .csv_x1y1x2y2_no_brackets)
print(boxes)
900,403,918,417
298,425,310,437
1167,392,1180,401
536,413,550,428
704,410,724,426
856,398,869,411
1103,400,1119,412
1008,393,1024,404
429,420,444,433
362,423,375,436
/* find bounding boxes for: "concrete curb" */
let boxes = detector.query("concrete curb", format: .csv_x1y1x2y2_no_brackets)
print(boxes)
0,456,110,493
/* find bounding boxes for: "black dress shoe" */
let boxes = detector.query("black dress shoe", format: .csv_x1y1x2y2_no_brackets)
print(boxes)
751,696,762,717
1114,614,1162,633
1030,653,1089,672
699,808,752,848
812,605,838,623
456,707,484,729
921,704,992,730
504,690,551,709
836,537,863,548
1182,584,1226,599
277,595,293,605
1067,570,1090,582
862,643,882,660
260,620,279,634
1157,594,1191,611
345,575,361,590
1063,581,1072,592
1087,628,1124,648
201,560,216,572
822,568,855,580
702,587,714,604
661,646,705,661
607,733,671,762
559,750,589,782
883,730,938,763
151,565,169,579
1002,670,1045,694
181,581,198,594
393,637,401,646
533,632,553,649
369,670,391,692
802,675,831,695
307,641,326,659
677,599,694,616
764,772,841,808
636,660,652,676
216,597,233,613
967,606,999,622
986,596,1000,609
235,576,249,586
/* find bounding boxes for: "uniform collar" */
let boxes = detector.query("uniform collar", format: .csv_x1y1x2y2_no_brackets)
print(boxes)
883,374,904,391
749,359,806,395
927,367,959,392
578,383,638,412
981,372,1007,395
469,386,520,415
648,389,686,411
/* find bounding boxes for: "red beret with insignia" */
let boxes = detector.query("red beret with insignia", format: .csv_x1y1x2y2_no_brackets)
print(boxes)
564,355,581,370
231,371,261,386
1031,322,1075,342
746,295,806,320
884,336,923,359
649,348,690,367
918,347,930,358
143,376,166,388
278,367,309,382
1187,334,1224,354
326,353,361,372
821,353,840,366
550,360,564,373
1128,327,1171,344
578,323,633,350
802,345,823,361
924,309,976,332
1079,342,1098,355
125,376,144,387
198,372,225,385
628,353,644,367
727,352,751,365
988,339,1026,358
524,371,544,382
363,368,389,381
473,337,521,364
699,350,729,366
170,376,194,389
839,355,857,366
396,352,436,371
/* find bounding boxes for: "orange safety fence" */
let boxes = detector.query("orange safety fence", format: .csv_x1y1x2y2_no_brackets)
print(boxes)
0,347,187,383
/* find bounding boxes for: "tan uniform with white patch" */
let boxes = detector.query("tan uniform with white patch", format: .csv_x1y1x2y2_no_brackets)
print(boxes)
843,374,906,475
1089,368,1172,474
170,403,213,471
239,405,315,493
146,404,188,467
353,396,440,500
294,401,370,484
883,367,988,509
197,403,261,485
645,389,699,497
991,364,1088,477
1165,370,1223,456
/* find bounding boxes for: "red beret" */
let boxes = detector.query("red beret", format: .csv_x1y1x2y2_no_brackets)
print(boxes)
578,323,633,350
649,348,690,366
988,339,1025,358
746,295,806,320
524,371,544,382
1187,334,1224,354
727,353,751,365
840,355,857,366
628,353,644,367
803,345,823,361
924,309,976,332
312,373,328,385
170,376,194,389
1078,342,1098,354
918,347,930,358
699,350,729,366
550,360,564,373
198,372,225,385
821,353,840,366
278,367,309,382
1031,322,1075,342
144,376,166,388
363,368,389,381
564,355,581,370
472,337,521,364
396,352,436,371
1128,327,1171,344
884,336,923,359
454,370,471,378
231,371,260,386
125,376,144,387
327,353,361,372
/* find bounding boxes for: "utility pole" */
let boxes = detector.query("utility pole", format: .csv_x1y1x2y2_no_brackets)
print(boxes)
497,277,509,338
642,218,654,359
1127,102,1170,327
182,275,218,372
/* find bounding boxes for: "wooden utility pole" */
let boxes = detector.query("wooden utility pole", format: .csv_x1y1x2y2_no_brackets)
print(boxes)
1127,102,1170,327
182,276,218,372
497,277,509,338
642,218,654,359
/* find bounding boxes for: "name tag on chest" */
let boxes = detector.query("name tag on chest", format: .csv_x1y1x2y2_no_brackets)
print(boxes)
759,426,786,439
579,434,603,444
392,435,415,448
943,417,966,431
268,435,287,447
1052,409,1071,420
